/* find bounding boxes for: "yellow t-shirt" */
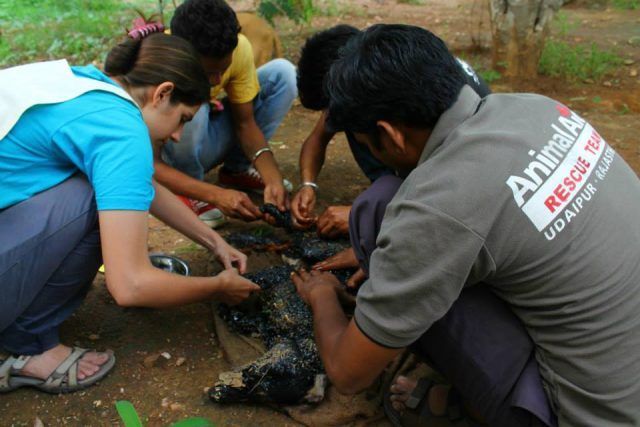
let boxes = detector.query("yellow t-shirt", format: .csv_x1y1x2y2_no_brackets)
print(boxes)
164,30,260,105
212,34,260,104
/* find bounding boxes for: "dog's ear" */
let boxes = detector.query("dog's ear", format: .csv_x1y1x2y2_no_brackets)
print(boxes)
237,12,282,68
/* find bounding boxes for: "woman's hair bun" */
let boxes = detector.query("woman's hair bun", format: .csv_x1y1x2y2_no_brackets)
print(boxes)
104,38,142,76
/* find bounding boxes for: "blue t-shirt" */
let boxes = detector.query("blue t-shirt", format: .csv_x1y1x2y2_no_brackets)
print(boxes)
0,65,154,210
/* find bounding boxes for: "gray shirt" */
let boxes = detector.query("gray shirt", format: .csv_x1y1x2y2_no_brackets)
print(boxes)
355,86,640,426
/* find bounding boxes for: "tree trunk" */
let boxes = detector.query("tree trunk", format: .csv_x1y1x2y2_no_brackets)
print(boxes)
488,0,563,78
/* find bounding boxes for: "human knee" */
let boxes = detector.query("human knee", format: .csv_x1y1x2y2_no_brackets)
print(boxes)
262,58,297,100
350,178,395,240
360,175,403,211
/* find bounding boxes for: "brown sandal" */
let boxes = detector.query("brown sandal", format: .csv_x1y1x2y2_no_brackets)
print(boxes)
0,347,115,394
383,377,468,427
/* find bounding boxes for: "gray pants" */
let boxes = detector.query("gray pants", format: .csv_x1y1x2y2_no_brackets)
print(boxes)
349,175,556,427
0,175,101,355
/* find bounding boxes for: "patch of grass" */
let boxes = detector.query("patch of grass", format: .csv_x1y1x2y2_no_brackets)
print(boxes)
314,0,365,17
459,55,501,84
173,242,204,255
538,40,623,81
0,0,156,67
397,0,427,4
315,0,341,16
258,0,314,24
611,0,640,9
116,400,214,427
618,103,631,115
478,68,502,84
552,11,579,37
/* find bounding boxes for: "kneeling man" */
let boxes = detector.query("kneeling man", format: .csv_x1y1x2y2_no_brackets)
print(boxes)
293,24,640,427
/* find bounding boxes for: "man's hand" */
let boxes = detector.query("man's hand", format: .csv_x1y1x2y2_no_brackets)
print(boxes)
215,268,261,305
313,247,359,271
317,205,351,238
346,268,367,290
291,268,341,305
263,181,290,224
215,188,262,221
291,186,317,228
313,247,367,291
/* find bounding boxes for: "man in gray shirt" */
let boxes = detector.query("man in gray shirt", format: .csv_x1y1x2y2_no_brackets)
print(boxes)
292,24,640,426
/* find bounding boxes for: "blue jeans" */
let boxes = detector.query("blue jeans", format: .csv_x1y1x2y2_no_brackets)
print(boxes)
0,175,101,355
161,59,297,180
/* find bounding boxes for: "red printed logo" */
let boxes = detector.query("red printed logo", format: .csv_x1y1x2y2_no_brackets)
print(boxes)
556,104,571,117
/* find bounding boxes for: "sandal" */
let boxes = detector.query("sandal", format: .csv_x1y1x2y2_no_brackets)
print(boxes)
0,347,115,394
383,377,468,427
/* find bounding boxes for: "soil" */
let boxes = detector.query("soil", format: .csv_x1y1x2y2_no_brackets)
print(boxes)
3,0,639,425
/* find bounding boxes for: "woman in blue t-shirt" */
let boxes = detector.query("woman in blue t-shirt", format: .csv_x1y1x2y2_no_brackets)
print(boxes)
0,29,259,393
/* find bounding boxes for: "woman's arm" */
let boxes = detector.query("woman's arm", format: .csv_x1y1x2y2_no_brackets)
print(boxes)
98,191,258,308
149,180,247,273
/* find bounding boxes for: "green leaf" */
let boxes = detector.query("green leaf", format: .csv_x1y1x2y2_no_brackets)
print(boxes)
115,400,143,427
170,417,215,427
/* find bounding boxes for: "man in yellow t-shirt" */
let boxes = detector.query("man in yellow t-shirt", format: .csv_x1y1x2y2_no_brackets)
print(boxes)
156,0,296,223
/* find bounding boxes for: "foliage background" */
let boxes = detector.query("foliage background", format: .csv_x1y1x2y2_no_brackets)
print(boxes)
0,0,315,67
0,0,631,77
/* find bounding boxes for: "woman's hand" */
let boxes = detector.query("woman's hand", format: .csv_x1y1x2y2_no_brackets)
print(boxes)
216,268,260,305
211,234,248,274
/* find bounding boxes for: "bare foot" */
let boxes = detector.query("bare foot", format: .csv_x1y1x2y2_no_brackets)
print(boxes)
17,344,113,381
389,375,450,415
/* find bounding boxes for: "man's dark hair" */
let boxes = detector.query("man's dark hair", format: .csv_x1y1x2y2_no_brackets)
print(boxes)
326,24,466,138
297,25,360,111
171,0,240,59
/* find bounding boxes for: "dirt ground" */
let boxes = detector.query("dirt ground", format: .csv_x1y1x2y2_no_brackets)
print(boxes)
2,0,640,425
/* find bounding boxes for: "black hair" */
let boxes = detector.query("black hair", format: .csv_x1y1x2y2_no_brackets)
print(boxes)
297,24,360,111
105,33,210,106
171,0,240,59
326,24,466,142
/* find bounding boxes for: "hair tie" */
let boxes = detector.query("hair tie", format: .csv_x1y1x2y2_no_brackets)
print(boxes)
128,17,165,40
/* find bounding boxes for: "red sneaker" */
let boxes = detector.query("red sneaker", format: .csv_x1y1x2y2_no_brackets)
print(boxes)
177,195,226,228
218,166,264,192
218,167,293,193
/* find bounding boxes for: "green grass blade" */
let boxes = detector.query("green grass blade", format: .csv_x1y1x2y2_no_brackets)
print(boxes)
115,400,144,427
170,417,215,427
